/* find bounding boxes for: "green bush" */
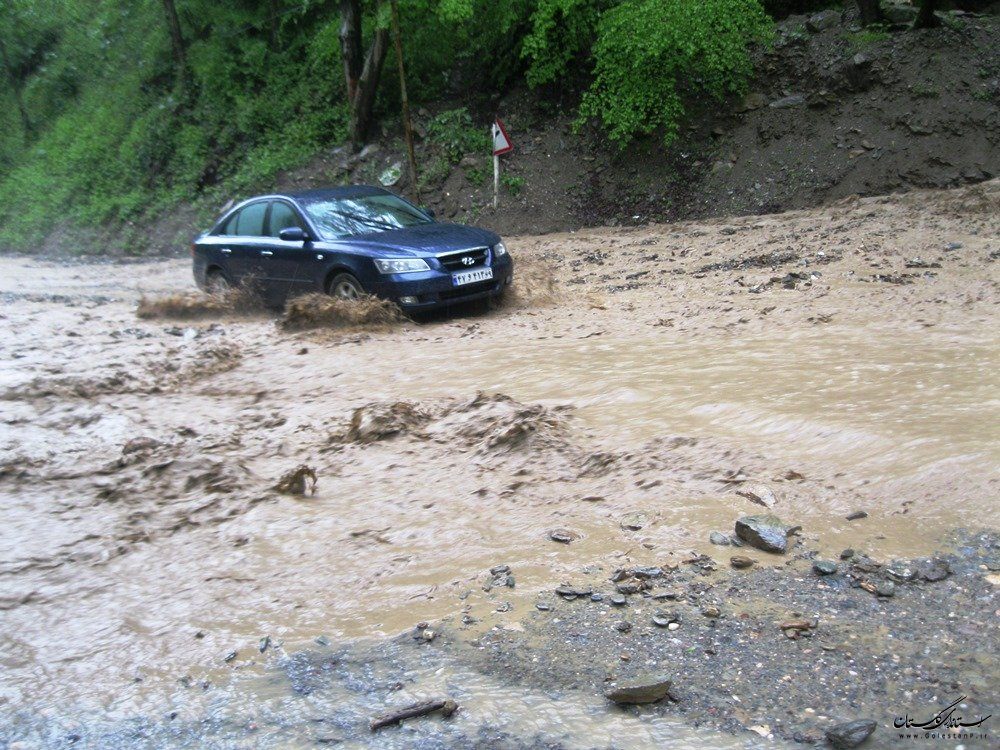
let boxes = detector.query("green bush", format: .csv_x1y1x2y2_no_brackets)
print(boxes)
425,108,489,162
578,0,772,145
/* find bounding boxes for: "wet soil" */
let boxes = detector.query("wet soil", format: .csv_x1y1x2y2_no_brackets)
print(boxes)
0,181,998,748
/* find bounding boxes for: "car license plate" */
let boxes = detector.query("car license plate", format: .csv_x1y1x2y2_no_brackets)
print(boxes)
452,267,493,286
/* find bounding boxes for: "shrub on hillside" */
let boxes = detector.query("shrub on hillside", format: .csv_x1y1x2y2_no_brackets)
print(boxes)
578,0,773,145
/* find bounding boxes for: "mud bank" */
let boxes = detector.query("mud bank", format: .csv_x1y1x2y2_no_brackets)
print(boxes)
0,182,997,747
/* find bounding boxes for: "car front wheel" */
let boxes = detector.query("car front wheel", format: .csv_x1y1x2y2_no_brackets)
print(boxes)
205,269,231,295
327,273,364,300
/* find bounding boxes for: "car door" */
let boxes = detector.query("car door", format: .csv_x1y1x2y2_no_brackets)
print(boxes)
229,200,272,294
263,200,314,298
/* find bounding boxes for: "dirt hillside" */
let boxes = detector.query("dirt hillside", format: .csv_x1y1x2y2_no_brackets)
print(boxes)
279,6,999,240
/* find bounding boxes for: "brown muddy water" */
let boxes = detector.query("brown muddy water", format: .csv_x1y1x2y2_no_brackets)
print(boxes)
1,184,998,747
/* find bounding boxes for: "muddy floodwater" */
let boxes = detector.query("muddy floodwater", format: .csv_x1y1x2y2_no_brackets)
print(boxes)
1,182,998,748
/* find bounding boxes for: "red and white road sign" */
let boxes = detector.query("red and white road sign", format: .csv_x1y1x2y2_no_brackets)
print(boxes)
492,118,513,155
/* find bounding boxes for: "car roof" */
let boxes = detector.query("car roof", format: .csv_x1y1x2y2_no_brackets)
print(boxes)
283,185,390,202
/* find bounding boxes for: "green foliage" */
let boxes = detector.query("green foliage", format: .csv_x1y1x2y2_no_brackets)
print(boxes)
425,108,489,162
501,173,526,195
522,0,609,87
579,0,773,146
465,165,487,186
0,0,776,251
846,25,890,51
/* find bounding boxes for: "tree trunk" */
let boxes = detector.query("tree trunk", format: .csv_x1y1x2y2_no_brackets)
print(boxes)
913,0,941,28
390,0,419,200
0,35,32,139
339,0,363,104
349,25,389,148
340,0,389,150
855,0,883,26
160,0,187,74
268,0,280,49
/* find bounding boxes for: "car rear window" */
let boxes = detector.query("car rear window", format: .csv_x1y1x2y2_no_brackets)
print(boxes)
235,202,267,237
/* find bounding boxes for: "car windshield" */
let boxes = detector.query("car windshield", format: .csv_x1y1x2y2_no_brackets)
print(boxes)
299,194,432,239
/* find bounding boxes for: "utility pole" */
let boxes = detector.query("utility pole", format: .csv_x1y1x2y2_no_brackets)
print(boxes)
389,0,419,202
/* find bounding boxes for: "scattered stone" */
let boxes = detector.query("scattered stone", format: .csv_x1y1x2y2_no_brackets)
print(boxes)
875,581,896,598
620,512,649,531
378,161,402,187
735,514,793,553
730,555,755,569
610,594,627,607
548,528,579,544
614,621,632,633
770,94,806,109
535,602,551,612
604,676,673,705
883,4,918,25
840,548,855,560
702,606,721,618
738,91,767,112
710,531,731,546
632,566,664,579
736,483,776,508
590,593,604,602
825,719,876,748
806,9,840,32
845,511,868,521
555,585,587,600
918,558,950,582
223,650,238,663
944,242,963,251
813,560,838,576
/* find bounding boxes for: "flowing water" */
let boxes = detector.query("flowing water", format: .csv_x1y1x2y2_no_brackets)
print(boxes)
0,253,997,746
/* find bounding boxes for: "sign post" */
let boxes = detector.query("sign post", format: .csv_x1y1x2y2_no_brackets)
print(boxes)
491,118,513,209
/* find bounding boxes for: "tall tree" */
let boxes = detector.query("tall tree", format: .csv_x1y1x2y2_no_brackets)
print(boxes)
913,0,940,29
339,0,389,148
160,0,187,76
0,33,33,139
855,0,883,26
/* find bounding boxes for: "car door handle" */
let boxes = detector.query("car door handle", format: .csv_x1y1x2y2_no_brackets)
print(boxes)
220,248,231,254
261,250,273,256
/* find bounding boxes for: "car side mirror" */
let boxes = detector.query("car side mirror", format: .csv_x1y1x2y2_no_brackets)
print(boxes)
279,227,309,242
422,207,436,220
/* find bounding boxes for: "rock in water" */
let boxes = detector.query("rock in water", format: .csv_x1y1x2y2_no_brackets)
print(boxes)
813,560,838,576
709,531,731,546
735,515,791,553
825,719,876,748
604,676,672,705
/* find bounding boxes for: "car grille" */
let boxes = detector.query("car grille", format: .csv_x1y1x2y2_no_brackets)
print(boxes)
438,280,497,300
438,247,489,271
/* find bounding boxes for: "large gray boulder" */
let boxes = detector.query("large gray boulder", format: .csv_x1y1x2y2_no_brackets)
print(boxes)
735,514,793,553
605,675,673,705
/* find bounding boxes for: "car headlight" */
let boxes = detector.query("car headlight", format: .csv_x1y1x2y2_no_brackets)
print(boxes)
374,258,430,274
494,242,508,257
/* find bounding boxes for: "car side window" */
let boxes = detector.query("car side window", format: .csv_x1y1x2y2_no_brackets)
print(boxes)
236,202,267,237
268,201,302,237
219,210,240,236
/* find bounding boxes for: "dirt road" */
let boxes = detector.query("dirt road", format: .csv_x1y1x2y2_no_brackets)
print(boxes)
1,181,998,748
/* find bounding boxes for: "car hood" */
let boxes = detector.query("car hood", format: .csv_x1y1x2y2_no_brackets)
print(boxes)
328,222,500,257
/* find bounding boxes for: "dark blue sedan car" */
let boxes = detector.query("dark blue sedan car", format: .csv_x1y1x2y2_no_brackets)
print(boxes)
192,185,513,310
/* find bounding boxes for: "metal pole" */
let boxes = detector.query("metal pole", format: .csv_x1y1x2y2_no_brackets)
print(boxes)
493,153,499,209
389,0,419,202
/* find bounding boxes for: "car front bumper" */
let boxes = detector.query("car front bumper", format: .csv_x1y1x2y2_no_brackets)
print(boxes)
369,256,514,310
